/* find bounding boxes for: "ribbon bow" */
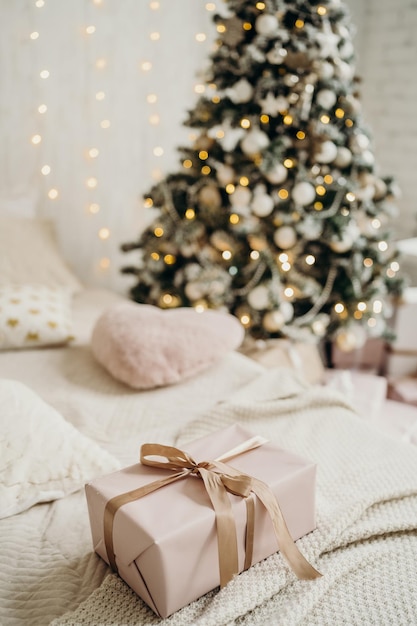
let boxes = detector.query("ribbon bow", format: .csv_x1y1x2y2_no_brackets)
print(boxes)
103,437,321,588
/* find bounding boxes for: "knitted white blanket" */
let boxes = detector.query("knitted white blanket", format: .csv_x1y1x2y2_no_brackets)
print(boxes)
52,369,417,626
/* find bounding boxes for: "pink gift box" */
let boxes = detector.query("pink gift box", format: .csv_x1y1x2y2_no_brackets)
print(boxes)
85,424,317,618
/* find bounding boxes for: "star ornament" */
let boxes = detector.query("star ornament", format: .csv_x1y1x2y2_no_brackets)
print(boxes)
316,23,340,59
259,92,288,116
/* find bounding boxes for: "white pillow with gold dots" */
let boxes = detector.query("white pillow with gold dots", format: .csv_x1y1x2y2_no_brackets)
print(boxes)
0,284,73,350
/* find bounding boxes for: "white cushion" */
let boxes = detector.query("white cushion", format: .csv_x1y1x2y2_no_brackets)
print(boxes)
0,284,73,350
0,379,120,519
0,216,82,292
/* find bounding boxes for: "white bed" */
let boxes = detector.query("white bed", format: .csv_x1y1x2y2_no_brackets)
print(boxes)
2,216,417,626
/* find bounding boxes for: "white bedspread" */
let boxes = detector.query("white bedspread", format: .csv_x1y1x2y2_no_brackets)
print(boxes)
2,289,417,626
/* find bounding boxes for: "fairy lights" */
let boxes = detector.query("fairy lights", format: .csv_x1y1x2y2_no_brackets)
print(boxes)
26,0,212,283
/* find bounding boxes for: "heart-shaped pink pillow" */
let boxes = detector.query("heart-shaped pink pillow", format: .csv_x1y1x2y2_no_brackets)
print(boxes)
91,302,245,389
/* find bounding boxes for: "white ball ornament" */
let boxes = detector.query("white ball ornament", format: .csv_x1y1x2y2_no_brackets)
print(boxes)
229,79,253,104
255,13,279,37
318,61,334,80
339,40,355,60
361,150,375,166
185,282,204,301
241,129,270,156
230,185,252,209
265,163,288,184
316,89,337,109
262,309,285,332
274,225,297,249
350,133,370,152
316,140,338,164
335,61,354,81
248,284,270,310
251,187,275,217
334,146,352,168
198,185,222,209
292,181,316,206
216,164,235,186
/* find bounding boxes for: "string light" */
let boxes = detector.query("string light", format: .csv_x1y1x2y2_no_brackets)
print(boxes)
88,148,99,158
378,241,388,252
149,1,160,9
154,226,164,237
30,31,39,40
346,192,356,202
100,119,111,128
40,70,50,79
334,303,345,314
147,93,158,103
85,25,96,35
99,257,110,269
185,208,195,219
141,61,152,72
86,176,98,189
250,250,259,260
278,189,289,199
229,213,240,224
194,84,206,94
226,184,235,194
305,255,315,265
240,118,251,128
95,58,107,69
240,176,249,186
88,203,100,214
48,188,59,199
164,254,176,264
373,300,383,314
98,227,110,240
144,197,153,208
31,134,42,145
41,165,51,175
196,33,207,42
364,258,373,267
38,104,47,114
284,287,294,298
183,159,193,169
35,0,45,7
205,2,216,10
95,91,105,101
149,114,160,125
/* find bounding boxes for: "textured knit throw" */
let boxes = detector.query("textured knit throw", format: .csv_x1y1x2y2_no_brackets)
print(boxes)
52,369,417,626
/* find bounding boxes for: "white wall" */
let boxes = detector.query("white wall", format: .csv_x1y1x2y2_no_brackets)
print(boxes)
346,0,417,238
1,0,417,292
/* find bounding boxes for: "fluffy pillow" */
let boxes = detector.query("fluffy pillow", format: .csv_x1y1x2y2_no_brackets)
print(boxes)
0,216,82,292
0,379,120,519
0,284,73,350
91,301,245,389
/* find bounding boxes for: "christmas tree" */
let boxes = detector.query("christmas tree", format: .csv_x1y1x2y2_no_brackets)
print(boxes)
122,0,403,352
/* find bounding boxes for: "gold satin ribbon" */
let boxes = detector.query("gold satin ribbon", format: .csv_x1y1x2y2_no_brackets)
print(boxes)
103,438,321,587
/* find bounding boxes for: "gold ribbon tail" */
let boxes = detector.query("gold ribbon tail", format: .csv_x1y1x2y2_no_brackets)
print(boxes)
251,477,321,580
